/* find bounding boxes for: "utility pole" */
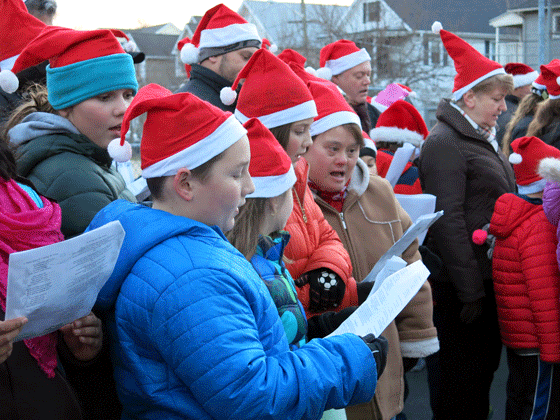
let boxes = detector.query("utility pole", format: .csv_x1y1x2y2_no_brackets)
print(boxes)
301,0,309,59
538,0,546,65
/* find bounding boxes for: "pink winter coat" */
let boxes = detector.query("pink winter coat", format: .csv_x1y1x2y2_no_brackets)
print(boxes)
489,192,560,363
543,181,560,271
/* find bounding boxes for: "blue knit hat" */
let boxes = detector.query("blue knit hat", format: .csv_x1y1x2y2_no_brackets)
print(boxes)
0,26,138,109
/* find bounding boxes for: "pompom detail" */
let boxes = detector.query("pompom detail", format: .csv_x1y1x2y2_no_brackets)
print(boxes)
269,43,278,54
108,138,132,162
408,91,417,98
472,229,488,245
538,157,560,182
315,67,332,80
180,43,199,64
220,87,237,105
123,40,137,53
509,152,522,164
432,21,443,34
305,66,317,76
0,70,19,94
556,76,560,87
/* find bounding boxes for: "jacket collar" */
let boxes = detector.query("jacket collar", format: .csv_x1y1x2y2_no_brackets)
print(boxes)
190,63,235,93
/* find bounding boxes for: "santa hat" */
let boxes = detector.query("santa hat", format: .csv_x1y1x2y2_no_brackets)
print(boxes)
229,48,317,129
277,48,326,82
360,132,377,158
508,136,560,194
178,3,261,65
1,26,138,109
374,83,416,108
306,79,361,136
111,29,145,64
177,37,193,78
504,62,538,89
369,100,428,147
244,118,296,198
538,59,560,99
261,38,278,54
0,0,46,73
318,39,371,80
109,83,246,176
432,21,505,102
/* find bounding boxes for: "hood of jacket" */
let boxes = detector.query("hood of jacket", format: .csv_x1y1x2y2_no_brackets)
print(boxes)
8,112,80,146
489,193,543,238
14,113,113,177
89,200,226,313
347,158,370,196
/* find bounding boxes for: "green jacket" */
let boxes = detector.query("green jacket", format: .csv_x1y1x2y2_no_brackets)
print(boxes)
17,132,136,238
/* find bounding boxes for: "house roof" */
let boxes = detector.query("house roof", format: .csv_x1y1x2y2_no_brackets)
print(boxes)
382,0,525,34
510,0,560,10
127,33,179,57
240,0,347,46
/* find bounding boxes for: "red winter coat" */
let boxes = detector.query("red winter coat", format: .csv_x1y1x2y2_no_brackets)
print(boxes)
284,159,359,316
489,193,560,363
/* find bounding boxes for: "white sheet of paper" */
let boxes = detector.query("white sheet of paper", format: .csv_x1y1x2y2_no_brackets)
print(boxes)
362,210,443,284
384,143,415,188
5,221,125,341
328,260,430,338
395,193,437,244
370,255,407,295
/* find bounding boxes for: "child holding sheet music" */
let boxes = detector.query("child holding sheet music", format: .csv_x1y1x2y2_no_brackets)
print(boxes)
302,78,439,420
0,134,102,420
227,118,388,356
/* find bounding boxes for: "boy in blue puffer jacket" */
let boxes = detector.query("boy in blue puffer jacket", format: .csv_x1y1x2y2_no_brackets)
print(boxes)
89,84,386,420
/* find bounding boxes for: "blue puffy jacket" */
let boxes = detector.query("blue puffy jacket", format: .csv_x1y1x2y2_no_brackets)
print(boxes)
90,200,378,420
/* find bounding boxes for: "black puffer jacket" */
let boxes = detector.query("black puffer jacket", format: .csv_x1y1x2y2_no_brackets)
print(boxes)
418,99,516,303
175,64,236,112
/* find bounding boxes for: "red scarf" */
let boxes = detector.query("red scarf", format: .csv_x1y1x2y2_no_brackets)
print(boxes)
0,179,64,378
307,178,349,213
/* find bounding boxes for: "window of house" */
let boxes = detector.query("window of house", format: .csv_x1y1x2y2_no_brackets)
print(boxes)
423,38,429,65
363,2,380,23
484,40,496,61
431,41,440,65
554,13,560,33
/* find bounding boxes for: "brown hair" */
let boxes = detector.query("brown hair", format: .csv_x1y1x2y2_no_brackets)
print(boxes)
146,151,225,200
226,197,269,259
1,84,55,146
268,123,291,151
454,74,514,107
526,98,560,139
312,122,364,147
501,92,544,156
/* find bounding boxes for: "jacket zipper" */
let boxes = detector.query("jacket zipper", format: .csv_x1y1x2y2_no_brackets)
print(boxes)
339,211,347,230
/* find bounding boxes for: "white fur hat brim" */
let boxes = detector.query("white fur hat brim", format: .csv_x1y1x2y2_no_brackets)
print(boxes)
369,126,424,147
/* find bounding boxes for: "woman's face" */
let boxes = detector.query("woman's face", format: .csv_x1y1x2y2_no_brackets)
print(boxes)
190,136,254,233
464,86,508,129
60,89,134,149
304,125,360,192
286,118,314,165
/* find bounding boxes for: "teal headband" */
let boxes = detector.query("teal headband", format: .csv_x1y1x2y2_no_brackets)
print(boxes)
47,53,138,110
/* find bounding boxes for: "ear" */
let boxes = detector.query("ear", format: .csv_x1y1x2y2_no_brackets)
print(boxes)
462,90,476,109
173,168,195,201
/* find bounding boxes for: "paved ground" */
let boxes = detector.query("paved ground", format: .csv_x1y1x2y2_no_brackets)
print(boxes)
402,347,508,420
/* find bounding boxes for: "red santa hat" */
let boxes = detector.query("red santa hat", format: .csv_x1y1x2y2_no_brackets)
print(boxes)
509,136,560,194
538,59,560,99
228,48,317,129
1,26,138,109
504,62,538,89
0,0,46,73
318,39,371,80
177,37,193,77
178,3,261,65
432,21,505,102
370,100,428,147
261,38,278,54
244,118,296,198
306,79,361,136
108,83,246,177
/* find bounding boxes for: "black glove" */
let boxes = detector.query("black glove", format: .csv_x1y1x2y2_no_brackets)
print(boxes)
295,268,346,312
459,298,484,324
418,245,442,279
357,281,374,305
361,334,388,378
307,307,357,340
